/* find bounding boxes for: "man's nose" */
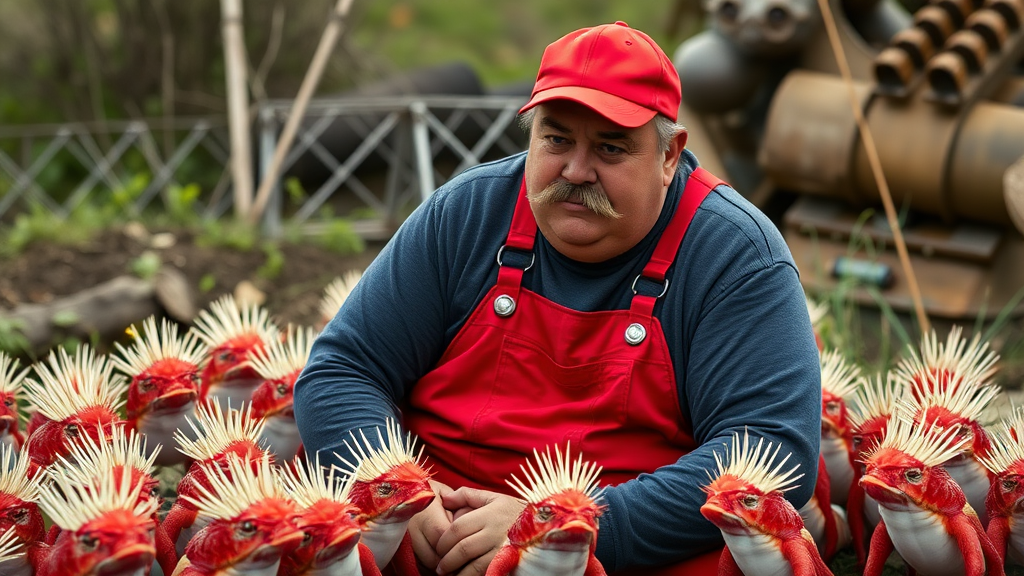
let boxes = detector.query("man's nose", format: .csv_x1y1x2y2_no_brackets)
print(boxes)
560,147,597,185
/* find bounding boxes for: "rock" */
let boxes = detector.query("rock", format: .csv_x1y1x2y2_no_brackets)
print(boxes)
150,233,177,249
123,222,150,242
234,281,266,307
153,267,196,323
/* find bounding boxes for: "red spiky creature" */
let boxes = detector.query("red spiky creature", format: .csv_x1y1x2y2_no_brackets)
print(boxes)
279,455,382,576
486,444,606,576
701,430,833,576
798,350,858,560
21,345,127,475
0,525,27,575
0,353,29,451
340,419,434,574
819,350,860,505
906,377,999,527
805,295,828,353
163,401,269,557
0,444,43,576
894,326,999,400
173,454,303,575
192,295,279,410
112,315,205,466
250,325,317,464
860,413,1003,576
979,406,1024,568
51,426,178,575
29,464,159,576
318,271,363,330
845,373,903,567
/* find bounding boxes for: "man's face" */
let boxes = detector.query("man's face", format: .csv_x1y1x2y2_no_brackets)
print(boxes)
525,100,683,263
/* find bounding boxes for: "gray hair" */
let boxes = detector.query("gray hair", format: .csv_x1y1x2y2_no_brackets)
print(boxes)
517,108,685,152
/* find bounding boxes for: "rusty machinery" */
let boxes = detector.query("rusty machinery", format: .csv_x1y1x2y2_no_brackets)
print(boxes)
675,0,1024,319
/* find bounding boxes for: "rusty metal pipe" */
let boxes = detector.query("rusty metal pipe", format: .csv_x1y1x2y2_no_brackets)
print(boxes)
761,70,1024,230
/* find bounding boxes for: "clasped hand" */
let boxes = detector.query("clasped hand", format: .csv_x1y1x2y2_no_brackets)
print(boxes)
407,479,526,575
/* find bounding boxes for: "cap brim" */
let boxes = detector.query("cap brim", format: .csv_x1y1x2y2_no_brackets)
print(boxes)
519,86,658,128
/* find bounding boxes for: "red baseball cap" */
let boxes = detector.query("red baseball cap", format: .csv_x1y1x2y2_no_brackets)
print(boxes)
519,21,681,128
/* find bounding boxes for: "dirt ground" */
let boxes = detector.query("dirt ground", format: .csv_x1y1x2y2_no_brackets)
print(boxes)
0,224,386,338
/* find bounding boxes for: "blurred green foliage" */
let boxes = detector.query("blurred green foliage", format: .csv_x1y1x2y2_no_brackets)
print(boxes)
353,0,687,87
0,1,687,125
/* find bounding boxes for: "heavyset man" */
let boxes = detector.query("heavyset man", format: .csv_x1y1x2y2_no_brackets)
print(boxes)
295,21,821,575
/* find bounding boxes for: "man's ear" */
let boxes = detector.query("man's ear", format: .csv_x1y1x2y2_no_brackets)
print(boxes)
663,129,688,186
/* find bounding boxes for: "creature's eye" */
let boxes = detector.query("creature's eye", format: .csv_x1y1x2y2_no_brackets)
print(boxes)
150,486,161,498
218,351,234,362
851,435,863,449
2,398,12,407
825,401,841,416
741,495,759,509
238,520,257,537
138,377,154,392
376,482,395,497
717,0,739,22
190,372,201,383
766,6,790,27
536,506,554,522
11,508,27,523
79,534,99,551
65,423,79,438
302,532,313,546
1002,479,1018,492
276,384,288,396
905,469,923,484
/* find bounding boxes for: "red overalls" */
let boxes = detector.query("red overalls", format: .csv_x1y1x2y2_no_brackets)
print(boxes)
405,168,726,575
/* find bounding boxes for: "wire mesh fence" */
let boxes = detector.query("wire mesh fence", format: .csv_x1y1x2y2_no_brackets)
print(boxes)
0,94,528,239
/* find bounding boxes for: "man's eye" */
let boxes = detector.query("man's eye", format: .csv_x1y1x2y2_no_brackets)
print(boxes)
546,135,568,145
599,143,624,154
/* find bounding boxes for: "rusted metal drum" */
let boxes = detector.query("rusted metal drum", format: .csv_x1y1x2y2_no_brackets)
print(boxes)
761,70,1024,231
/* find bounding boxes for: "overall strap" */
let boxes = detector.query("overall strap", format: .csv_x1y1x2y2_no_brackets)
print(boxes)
628,167,725,320
494,177,536,308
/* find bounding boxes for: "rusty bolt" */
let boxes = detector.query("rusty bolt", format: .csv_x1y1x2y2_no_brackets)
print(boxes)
892,27,936,67
927,51,969,103
986,0,1024,28
933,0,975,25
945,29,989,71
966,9,1009,49
875,47,917,93
914,6,959,46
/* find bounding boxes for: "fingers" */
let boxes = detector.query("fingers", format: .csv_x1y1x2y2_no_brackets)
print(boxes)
441,487,496,513
435,521,502,575
409,479,456,569
436,506,486,559
454,554,495,576
435,494,525,575
408,497,449,569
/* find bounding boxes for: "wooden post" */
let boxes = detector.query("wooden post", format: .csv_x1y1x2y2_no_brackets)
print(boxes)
221,0,254,219
247,0,356,225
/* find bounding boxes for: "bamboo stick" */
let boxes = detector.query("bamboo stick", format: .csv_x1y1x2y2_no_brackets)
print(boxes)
221,0,254,218
816,0,931,334
248,0,356,225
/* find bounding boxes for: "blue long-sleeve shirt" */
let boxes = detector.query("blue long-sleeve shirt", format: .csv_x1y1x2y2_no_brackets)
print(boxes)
294,149,822,571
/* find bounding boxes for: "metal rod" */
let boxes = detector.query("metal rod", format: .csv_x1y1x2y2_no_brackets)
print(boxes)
248,0,356,224
221,0,254,218
817,0,932,334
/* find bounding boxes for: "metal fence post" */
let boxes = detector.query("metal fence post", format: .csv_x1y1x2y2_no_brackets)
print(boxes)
259,106,283,237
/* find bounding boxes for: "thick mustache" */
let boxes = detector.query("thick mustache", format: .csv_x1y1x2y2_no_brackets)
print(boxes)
529,181,622,219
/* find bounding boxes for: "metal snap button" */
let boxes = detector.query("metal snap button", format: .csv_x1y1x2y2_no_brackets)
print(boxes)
494,295,516,317
624,323,647,345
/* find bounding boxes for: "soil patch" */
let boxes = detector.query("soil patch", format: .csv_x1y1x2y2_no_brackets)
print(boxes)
0,224,385,341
